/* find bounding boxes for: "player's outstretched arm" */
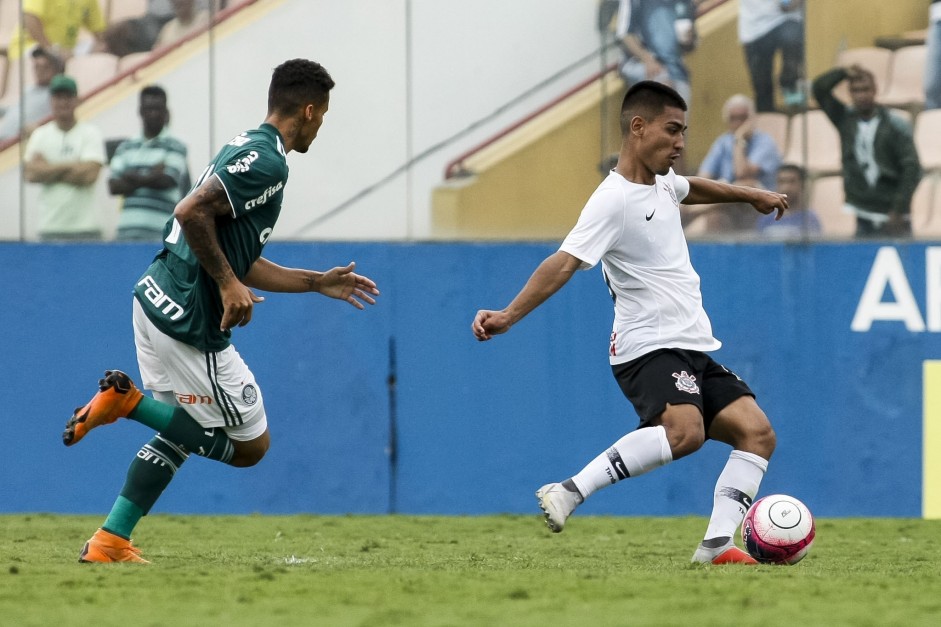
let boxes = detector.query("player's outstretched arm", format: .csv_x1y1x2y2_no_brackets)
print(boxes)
684,176,788,221
472,250,582,341
245,259,379,309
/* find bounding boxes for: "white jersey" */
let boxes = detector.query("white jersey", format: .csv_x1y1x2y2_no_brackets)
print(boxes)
560,169,721,364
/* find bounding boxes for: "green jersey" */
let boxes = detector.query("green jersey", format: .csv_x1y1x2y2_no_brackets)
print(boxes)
134,123,289,352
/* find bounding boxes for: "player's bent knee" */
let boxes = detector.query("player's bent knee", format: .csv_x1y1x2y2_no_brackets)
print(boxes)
658,404,706,459
736,414,776,459
669,428,706,459
229,431,270,468
661,421,705,458
752,422,777,459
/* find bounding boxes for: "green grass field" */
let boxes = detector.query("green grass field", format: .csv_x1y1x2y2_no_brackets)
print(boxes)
2,514,939,626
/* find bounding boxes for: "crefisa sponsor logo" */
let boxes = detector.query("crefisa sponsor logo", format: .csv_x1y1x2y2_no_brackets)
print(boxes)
245,181,284,210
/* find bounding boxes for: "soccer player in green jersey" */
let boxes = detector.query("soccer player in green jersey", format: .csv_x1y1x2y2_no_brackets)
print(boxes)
62,58,380,563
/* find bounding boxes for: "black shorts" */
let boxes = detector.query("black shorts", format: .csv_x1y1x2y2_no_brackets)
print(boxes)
611,348,754,432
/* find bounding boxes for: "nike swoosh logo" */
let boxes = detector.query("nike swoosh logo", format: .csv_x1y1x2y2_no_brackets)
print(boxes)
645,210,656,221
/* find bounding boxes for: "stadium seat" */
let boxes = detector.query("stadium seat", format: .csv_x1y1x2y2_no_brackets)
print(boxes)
0,55,7,101
810,175,855,238
783,110,842,177
0,0,19,54
911,175,936,238
835,46,893,102
0,56,36,108
753,111,788,155
880,45,928,110
65,52,120,97
915,109,941,172
108,0,148,24
921,192,941,238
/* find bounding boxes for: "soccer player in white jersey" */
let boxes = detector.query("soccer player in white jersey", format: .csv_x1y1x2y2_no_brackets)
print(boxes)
471,80,788,565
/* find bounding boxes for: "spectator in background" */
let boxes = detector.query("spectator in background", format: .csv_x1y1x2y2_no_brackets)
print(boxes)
154,0,211,50
925,0,941,109
813,64,922,237
688,94,781,232
738,0,805,112
615,0,698,104
6,0,106,61
0,47,63,143
109,85,190,241
24,74,105,241
698,94,781,191
756,164,821,239
102,0,211,57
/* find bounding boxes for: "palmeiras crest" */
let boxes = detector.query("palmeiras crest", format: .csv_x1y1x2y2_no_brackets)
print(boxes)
672,370,699,394
241,384,258,405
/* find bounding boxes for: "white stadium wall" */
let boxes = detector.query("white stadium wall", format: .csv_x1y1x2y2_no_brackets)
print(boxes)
0,0,605,241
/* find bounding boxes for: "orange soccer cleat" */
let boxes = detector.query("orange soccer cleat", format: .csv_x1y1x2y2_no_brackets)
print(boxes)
709,545,758,565
79,528,150,564
63,370,143,446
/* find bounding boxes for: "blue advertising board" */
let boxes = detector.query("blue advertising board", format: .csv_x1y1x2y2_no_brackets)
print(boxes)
1,241,937,518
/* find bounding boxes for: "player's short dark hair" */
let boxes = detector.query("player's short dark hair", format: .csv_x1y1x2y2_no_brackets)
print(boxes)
140,84,167,104
268,59,335,115
619,81,687,135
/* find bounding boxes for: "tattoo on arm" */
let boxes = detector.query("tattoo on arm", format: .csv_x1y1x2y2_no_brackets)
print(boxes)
180,176,237,285
193,175,234,217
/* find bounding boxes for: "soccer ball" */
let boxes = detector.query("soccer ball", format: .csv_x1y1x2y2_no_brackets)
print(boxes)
741,494,815,565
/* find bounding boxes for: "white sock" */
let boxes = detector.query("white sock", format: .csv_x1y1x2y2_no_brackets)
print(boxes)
570,426,673,499
702,450,768,544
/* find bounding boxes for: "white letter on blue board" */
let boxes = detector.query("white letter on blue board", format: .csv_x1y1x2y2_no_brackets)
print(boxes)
851,246,925,332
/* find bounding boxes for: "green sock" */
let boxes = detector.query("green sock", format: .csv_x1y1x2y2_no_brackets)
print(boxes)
103,435,188,538
161,412,235,463
128,397,235,463
128,396,176,432
102,497,143,540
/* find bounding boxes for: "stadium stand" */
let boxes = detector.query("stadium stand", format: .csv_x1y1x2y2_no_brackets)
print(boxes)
809,175,855,238
783,109,842,177
880,44,928,110
834,46,894,103
914,109,941,173
108,0,149,24
117,51,153,73
911,175,937,237
0,0,18,55
0,53,36,107
65,52,120,97
753,111,789,155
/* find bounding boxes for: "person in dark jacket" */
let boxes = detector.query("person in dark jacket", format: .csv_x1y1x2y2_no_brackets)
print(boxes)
812,64,922,237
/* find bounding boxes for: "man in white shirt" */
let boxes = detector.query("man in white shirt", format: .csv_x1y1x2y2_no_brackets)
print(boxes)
24,74,105,240
472,81,787,565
